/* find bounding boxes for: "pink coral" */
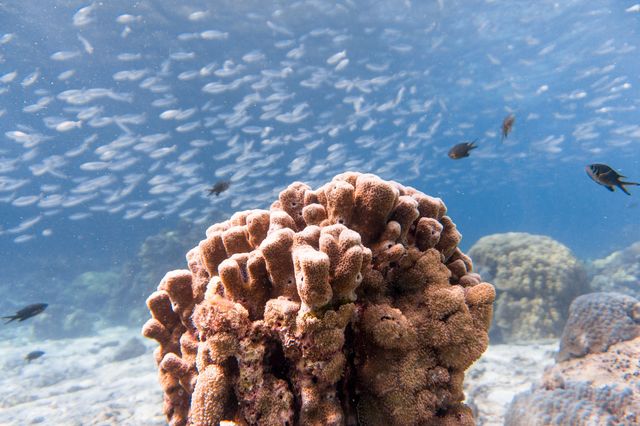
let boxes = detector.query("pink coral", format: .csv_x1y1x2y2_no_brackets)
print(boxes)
142,172,494,425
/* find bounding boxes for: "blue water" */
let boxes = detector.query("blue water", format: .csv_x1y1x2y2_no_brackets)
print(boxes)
0,0,639,313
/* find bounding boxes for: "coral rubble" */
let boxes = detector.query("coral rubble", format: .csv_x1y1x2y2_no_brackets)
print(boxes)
469,232,587,343
505,292,640,426
142,172,495,426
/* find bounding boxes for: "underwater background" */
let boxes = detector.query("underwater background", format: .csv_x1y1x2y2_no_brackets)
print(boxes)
1,0,639,425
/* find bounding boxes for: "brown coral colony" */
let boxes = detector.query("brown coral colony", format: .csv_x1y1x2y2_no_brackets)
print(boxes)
141,172,495,426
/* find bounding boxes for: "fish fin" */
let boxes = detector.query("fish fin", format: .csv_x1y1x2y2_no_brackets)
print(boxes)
2,316,17,324
619,182,638,195
619,185,631,196
470,139,479,149
605,185,615,192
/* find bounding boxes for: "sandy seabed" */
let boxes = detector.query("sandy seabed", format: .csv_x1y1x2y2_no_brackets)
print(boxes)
0,327,556,426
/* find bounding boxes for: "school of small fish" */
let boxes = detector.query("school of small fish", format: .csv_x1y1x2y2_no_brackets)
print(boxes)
0,0,638,244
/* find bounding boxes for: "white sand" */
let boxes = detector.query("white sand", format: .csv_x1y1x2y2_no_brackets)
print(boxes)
0,327,556,425
465,340,557,425
0,327,165,426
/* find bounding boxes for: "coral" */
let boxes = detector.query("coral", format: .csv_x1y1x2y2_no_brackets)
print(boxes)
142,172,495,426
589,241,640,300
32,305,98,339
557,292,640,361
468,232,588,343
505,336,640,426
505,292,640,426
123,220,216,325
69,271,120,308
505,374,640,426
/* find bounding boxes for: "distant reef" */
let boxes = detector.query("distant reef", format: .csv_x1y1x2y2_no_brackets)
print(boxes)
1,218,217,339
120,219,215,325
589,241,640,300
469,232,589,343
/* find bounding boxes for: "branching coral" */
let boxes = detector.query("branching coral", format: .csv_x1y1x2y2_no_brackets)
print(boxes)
142,172,495,426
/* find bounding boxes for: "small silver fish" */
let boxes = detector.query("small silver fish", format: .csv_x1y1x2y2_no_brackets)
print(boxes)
586,163,639,195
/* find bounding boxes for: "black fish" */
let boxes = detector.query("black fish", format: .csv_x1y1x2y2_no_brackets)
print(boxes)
206,180,230,197
25,350,45,363
448,140,478,159
586,164,639,195
2,303,48,323
501,113,515,141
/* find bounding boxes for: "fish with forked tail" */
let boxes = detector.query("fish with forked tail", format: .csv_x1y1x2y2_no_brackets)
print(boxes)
586,164,639,195
448,139,478,159
2,303,48,323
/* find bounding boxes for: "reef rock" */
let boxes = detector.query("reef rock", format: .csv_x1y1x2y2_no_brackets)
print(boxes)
505,292,640,426
142,172,495,426
469,232,587,343
111,337,148,362
589,241,640,300
557,292,640,361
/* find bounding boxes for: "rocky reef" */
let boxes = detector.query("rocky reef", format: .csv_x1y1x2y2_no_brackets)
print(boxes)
469,232,588,343
505,292,640,425
556,292,640,362
142,172,495,425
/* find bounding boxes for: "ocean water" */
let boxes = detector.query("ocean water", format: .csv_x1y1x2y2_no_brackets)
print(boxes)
1,0,639,424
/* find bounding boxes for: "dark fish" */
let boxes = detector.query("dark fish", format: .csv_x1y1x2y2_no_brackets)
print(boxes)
25,350,45,363
585,163,639,195
206,180,230,197
2,303,48,323
448,139,478,159
501,113,515,141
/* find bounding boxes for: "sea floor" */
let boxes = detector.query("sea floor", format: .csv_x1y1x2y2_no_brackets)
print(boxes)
0,327,557,425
